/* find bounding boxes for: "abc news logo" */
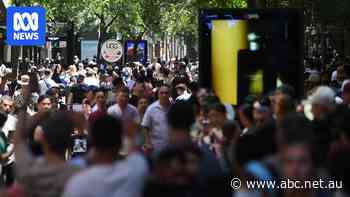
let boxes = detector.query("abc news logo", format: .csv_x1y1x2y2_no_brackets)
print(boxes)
13,12,39,40
6,7,45,45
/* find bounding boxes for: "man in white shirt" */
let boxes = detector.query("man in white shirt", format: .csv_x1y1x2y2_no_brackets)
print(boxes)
142,85,172,151
38,69,59,95
107,87,140,155
0,96,17,136
107,87,140,124
63,114,148,197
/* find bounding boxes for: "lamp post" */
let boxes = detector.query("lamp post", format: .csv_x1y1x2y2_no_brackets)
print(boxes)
17,57,22,80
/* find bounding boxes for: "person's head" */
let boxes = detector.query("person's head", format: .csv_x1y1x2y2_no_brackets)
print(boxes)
237,104,254,129
44,69,52,78
86,67,95,77
78,63,84,70
273,94,295,120
282,142,313,181
175,83,187,97
68,64,77,74
153,143,201,187
277,113,314,181
112,77,125,92
271,84,294,111
327,144,350,195
275,84,296,99
167,101,195,142
37,95,52,112
342,81,350,105
18,74,30,92
253,99,272,127
95,88,106,108
336,64,346,82
73,75,82,85
137,97,149,112
196,88,208,106
208,102,227,128
36,111,75,158
1,95,14,114
309,86,335,120
86,86,98,102
158,85,171,106
54,64,62,74
116,86,130,108
277,113,314,148
89,114,123,152
132,80,145,97
222,120,240,145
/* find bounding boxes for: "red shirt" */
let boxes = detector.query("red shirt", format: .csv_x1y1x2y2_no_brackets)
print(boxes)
88,109,107,124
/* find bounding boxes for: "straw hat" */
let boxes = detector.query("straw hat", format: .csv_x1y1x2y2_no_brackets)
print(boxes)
17,75,30,86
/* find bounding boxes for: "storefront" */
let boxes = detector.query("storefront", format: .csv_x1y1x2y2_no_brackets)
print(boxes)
0,0,12,64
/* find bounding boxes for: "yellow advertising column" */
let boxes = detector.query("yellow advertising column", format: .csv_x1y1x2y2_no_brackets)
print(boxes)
211,20,248,105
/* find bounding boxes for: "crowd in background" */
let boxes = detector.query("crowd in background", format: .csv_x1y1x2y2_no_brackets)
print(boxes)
0,53,349,197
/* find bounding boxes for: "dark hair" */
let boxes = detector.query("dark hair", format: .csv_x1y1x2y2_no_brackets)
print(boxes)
167,101,195,131
112,77,124,87
28,111,52,156
329,105,350,140
40,112,74,156
137,96,149,105
0,112,8,127
54,64,62,74
87,85,98,93
117,86,130,95
37,95,52,104
327,145,350,195
94,87,107,94
238,104,254,123
89,114,123,150
259,96,271,107
188,81,199,93
222,120,239,140
159,83,171,90
277,94,295,114
208,102,226,114
235,122,277,165
275,84,296,98
278,113,314,145
155,142,201,168
28,72,40,94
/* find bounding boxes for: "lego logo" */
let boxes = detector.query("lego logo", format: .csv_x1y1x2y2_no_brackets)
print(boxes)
13,12,39,31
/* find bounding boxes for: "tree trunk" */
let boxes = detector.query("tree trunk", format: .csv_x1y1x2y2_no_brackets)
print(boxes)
66,21,74,67
97,26,106,64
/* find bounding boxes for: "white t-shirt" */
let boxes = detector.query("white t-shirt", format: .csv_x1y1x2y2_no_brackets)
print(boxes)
2,114,17,137
63,153,149,197
39,78,59,95
175,91,191,101
331,70,337,81
84,77,100,87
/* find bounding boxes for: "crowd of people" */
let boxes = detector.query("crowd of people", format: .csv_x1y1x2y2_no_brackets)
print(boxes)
0,54,349,197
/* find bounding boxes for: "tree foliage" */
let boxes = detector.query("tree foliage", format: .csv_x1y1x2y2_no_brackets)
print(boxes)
317,0,350,24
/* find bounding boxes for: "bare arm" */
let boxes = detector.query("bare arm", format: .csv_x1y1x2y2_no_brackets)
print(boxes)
14,80,35,178
142,127,151,147
0,148,14,161
67,92,74,110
